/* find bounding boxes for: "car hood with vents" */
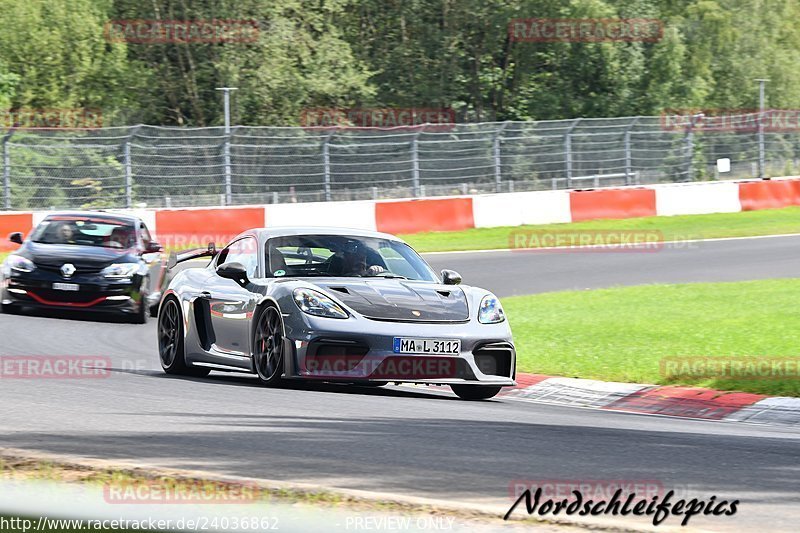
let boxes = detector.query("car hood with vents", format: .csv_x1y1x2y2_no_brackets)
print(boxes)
311,278,470,322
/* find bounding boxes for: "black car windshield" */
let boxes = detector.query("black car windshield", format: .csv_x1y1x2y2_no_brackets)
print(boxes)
30,216,137,249
266,235,437,281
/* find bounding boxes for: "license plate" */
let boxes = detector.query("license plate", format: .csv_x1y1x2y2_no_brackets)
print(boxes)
52,282,80,291
393,337,460,355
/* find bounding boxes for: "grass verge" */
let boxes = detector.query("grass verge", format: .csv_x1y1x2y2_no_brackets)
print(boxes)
505,278,800,396
402,206,800,252
0,453,530,531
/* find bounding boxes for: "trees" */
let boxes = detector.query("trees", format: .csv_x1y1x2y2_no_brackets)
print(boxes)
0,0,798,124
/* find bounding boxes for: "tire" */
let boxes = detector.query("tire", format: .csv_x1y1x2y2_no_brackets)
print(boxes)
158,297,209,377
0,301,18,315
130,278,149,324
252,305,285,386
450,384,502,400
131,297,148,324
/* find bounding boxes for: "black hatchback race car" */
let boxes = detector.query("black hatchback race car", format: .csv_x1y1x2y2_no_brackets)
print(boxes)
0,211,167,323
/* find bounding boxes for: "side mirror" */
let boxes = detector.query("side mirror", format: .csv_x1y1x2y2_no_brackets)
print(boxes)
441,269,462,285
145,241,163,253
217,262,248,286
8,232,23,245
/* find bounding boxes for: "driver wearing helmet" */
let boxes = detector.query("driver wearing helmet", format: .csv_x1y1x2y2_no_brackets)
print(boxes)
340,241,385,277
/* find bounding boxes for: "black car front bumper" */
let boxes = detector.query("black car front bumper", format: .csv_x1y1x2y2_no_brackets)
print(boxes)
1,269,145,315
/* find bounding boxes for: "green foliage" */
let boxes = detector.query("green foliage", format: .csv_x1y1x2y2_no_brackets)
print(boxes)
0,0,799,124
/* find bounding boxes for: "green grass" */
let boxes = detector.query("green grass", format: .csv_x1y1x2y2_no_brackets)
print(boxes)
504,278,800,396
402,206,800,252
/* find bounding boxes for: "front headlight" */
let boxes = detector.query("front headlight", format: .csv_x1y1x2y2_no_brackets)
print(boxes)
101,263,139,279
7,255,35,273
478,294,505,324
293,288,348,319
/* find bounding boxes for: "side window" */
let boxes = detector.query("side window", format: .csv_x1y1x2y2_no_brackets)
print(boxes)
140,223,152,248
218,237,259,278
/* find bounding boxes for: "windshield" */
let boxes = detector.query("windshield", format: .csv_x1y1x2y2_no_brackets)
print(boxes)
266,235,437,282
30,216,137,249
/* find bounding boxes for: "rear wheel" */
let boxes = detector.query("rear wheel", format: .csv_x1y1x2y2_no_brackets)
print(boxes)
253,305,284,386
450,384,502,400
158,297,209,377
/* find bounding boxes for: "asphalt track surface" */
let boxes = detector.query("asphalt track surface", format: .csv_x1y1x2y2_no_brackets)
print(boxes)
1,234,800,531
428,234,800,297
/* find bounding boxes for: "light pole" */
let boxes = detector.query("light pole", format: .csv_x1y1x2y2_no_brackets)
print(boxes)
755,79,768,179
216,87,238,205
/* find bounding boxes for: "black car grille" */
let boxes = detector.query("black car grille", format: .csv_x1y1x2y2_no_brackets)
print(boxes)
307,338,370,359
29,288,107,304
473,342,514,378
35,263,104,275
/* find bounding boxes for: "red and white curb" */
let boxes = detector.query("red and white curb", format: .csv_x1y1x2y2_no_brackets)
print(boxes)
406,374,800,426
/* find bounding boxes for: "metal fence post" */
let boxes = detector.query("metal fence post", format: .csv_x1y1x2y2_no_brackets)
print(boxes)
123,126,140,209
493,121,510,192
2,132,11,210
322,130,335,202
685,114,702,182
411,132,421,197
756,79,768,179
223,131,232,206
624,117,640,186
564,119,582,189
216,87,238,205
124,140,132,208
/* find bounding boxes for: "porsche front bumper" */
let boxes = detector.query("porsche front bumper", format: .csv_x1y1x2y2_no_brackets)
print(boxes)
282,313,516,386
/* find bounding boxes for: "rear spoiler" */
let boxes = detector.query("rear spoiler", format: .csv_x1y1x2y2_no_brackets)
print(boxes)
167,243,218,269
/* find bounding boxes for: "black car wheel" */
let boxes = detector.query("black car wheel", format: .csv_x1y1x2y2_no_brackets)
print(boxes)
450,384,502,400
131,280,149,324
253,305,284,386
158,297,209,377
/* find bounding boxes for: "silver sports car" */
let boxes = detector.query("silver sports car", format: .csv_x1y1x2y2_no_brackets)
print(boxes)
158,227,516,400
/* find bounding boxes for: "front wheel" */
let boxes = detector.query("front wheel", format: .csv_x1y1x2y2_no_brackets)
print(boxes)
158,297,209,377
253,305,284,386
450,384,502,400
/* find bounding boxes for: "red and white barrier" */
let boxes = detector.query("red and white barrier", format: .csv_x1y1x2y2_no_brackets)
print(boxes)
2,176,800,251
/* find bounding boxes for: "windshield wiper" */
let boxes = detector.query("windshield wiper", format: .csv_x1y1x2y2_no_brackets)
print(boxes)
367,273,408,279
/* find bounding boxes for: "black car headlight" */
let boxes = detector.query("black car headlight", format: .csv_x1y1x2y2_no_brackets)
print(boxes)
293,288,348,319
101,263,139,279
478,294,505,324
7,255,35,273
